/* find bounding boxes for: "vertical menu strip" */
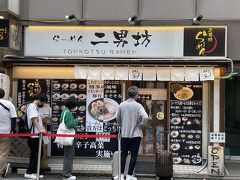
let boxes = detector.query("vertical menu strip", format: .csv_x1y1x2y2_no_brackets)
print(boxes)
170,82,203,165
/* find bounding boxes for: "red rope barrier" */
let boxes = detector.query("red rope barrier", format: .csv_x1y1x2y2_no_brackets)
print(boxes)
0,133,117,138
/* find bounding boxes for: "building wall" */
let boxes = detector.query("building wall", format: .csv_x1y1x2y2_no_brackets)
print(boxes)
18,0,240,60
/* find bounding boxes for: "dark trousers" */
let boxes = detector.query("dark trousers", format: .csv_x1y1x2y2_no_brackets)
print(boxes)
26,138,41,174
121,137,141,175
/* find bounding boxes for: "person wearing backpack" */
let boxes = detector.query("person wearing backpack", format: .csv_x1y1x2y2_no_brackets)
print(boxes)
0,88,17,178
39,96,52,173
24,93,47,179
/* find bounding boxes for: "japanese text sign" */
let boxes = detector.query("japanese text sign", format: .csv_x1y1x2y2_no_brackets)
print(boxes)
24,26,226,58
209,132,225,143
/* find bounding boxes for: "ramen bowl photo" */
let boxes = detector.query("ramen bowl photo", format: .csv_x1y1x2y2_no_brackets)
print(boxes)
170,130,179,138
170,143,180,151
70,83,77,90
88,98,119,122
61,93,70,100
173,157,182,164
170,117,181,125
174,87,193,100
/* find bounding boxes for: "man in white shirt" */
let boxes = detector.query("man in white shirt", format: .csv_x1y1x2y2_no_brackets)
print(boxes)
39,97,52,173
116,86,148,180
24,93,47,179
0,88,17,178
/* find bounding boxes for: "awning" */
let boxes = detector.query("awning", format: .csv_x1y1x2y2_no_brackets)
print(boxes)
1,55,233,66
75,65,215,81
5,56,235,80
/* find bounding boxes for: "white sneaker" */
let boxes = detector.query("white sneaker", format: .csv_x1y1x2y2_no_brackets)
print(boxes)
62,175,76,180
34,174,44,178
24,173,37,179
126,174,137,180
113,174,124,180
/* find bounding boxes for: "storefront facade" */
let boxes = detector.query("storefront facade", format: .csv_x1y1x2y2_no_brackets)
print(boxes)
1,25,227,168
2,1,240,174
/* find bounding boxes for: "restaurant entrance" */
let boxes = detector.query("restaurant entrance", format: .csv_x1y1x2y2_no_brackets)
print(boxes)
225,77,240,159
129,81,168,156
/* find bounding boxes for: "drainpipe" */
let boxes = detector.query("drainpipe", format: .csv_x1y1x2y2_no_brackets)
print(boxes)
195,0,198,17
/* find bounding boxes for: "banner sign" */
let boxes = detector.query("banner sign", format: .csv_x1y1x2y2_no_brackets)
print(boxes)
17,79,51,107
184,27,226,57
24,26,226,58
169,82,203,165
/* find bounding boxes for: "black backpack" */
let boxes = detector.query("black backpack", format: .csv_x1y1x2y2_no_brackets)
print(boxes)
18,112,33,134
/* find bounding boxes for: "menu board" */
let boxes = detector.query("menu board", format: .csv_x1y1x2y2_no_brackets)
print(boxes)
170,82,202,165
17,79,122,157
74,80,122,157
50,79,87,131
50,79,122,157
50,79,87,155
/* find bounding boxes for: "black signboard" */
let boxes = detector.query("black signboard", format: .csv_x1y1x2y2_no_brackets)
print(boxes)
50,79,87,156
17,79,122,157
184,27,226,57
51,79,121,157
17,79,51,107
0,19,9,48
170,82,202,165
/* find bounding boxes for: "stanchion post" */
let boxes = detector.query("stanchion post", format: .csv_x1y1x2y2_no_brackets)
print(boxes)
118,125,121,180
36,132,43,180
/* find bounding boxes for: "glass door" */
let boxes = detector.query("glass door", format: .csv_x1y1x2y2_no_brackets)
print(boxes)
225,77,240,157
130,81,168,155
142,100,165,154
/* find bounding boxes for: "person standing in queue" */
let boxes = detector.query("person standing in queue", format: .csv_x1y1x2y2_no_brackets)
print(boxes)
38,95,52,173
24,93,47,179
115,86,148,180
0,88,17,178
61,96,80,180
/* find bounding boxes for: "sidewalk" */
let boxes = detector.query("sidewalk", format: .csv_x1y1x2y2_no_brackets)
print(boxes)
7,157,240,180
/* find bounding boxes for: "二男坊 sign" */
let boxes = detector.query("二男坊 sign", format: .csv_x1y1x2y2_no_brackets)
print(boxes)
24,26,226,58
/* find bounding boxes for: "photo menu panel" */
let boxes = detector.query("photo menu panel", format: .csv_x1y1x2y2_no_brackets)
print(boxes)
17,79,122,157
51,79,86,132
51,79,87,156
75,80,122,157
51,79,122,157
170,82,203,165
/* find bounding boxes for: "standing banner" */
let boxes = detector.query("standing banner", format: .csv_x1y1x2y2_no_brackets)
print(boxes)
77,80,122,157
208,146,224,176
169,82,203,165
